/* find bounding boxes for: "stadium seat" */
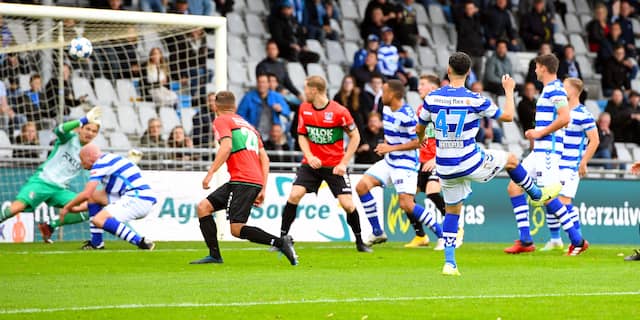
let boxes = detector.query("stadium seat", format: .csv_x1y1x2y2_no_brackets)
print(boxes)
0,130,11,158
116,80,139,105
228,60,249,86
137,102,158,127
326,40,346,64
37,130,56,146
430,26,451,47
330,19,342,35
245,0,266,14
246,13,267,37
418,47,438,69
507,143,524,158
228,35,248,62
94,78,119,107
402,46,417,62
307,63,326,80
18,74,30,92
555,14,566,34
159,107,181,136
227,13,246,36
306,39,326,62
553,33,569,46
502,121,524,144
344,42,359,63
428,4,447,25
180,107,197,136
488,142,504,150
247,36,265,61
108,131,132,150
100,106,119,132
633,19,640,38
327,64,345,88
585,100,601,118
206,83,216,95
341,0,360,20
286,62,306,92
565,14,582,34
580,14,591,29
67,106,85,120
569,34,588,55
92,133,109,150
233,0,246,11
356,0,368,19
565,0,576,13
247,60,258,85
615,143,633,162
632,146,640,161
342,20,360,42
574,0,592,15
632,80,640,92
228,85,244,103
576,55,594,78
117,105,142,135
5,19,29,45
405,91,422,108
418,25,434,46
141,31,168,61
415,4,429,25
71,77,98,104
435,47,450,68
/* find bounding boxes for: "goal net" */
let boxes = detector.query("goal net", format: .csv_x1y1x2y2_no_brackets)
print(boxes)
0,3,227,243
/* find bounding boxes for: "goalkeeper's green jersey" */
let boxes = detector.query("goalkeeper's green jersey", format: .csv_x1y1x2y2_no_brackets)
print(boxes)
32,120,85,188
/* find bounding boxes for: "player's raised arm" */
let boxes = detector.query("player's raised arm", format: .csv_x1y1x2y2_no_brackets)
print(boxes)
203,137,231,190
497,75,516,122
54,106,102,142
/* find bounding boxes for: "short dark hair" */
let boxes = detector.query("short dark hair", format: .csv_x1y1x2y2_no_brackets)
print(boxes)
30,74,41,83
256,73,269,81
496,38,509,48
449,52,471,76
564,44,574,51
613,44,625,52
534,53,559,74
386,79,405,99
266,39,277,48
215,91,236,108
370,72,384,81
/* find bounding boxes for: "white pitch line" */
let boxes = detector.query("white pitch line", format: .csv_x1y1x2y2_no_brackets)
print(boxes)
1,291,638,315
3,245,354,255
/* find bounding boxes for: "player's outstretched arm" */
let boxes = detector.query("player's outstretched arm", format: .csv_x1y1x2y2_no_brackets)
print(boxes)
61,181,99,217
498,75,516,122
202,138,232,189
579,128,600,177
53,106,102,142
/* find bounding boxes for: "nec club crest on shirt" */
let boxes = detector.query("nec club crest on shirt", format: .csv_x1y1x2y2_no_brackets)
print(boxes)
323,112,334,122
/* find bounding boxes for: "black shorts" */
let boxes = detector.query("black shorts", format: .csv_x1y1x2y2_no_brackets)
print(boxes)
417,168,440,192
293,164,352,196
206,182,262,223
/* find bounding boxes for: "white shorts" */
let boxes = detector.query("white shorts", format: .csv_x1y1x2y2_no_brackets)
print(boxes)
521,151,561,187
105,195,154,222
440,149,508,205
559,169,580,199
365,160,418,195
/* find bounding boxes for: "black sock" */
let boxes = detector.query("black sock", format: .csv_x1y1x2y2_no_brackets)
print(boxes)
428,192,446,217
199,215,221,259
347,210,364,244
240,225,283,247
406,211,426,237
280,202,298,236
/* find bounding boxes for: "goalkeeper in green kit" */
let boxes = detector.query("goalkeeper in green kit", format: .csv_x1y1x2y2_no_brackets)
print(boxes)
0,107,102,243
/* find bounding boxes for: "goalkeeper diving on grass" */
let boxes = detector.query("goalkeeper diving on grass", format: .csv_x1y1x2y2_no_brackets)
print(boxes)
0,107,102,242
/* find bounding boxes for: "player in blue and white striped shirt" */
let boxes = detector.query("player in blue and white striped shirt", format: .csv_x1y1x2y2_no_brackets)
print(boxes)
505,54,588,256
61,144,156,250
540,78,599,253
417,52,552,276
356,80,438,248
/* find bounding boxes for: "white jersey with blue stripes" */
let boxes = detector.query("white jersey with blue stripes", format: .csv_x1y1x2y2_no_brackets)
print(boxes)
377,43,400,77
534,79,568,155
382,104,419,171
419,86,502,179
559,105,596,171
89,153,156,203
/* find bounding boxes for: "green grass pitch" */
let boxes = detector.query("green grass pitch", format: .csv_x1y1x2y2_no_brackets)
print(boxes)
0,241,638,319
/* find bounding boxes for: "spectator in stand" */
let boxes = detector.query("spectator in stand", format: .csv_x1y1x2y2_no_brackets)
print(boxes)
264,124,293,163
594,112,617,169
456,1,485,81
360,6,386,41
139,118,166,169
353,34,380,69
256,39,303,102
167,28,209,108
471,82,503,143
518,0,556,18
22,74,47,122
355,111,384,164
526,42,552,91
333,75,365,135
558,44,582,80
238,73,291,141
214,0,234,16
0,52,30,80
597,22,628,71
392,0,426,47
359,73,384,117
140,0,167,12
187,0,213,15
615,90,640,143
107,0,123,9
114,27,142,80
141,47,178,108
602,45,638,96
586,3,609,53
352,51,382,89
483,39,513,96
305,0,338,43
169,0,189,13
520,0,554,51
1,80,25,133
268,0,320,67
192,92,215,150
43,64,86,122
605,88,629,140
12,121,39,159
483,0,520,51
378,26,417,90
5,77,22,108
167,125,194,168
518,82,538,150
612,0,637,58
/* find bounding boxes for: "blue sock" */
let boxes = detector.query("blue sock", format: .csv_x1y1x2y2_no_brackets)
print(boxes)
103,217,142,246
412,204,443,238
359,192,382,236
442,213,459,267
508,164,542,200
566,204,582,234
546,199,582,246
547,211,561,240
510,195,533,243
88,203,103,247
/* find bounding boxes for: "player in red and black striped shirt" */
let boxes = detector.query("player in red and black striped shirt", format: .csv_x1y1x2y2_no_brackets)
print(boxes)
280,76,371,252
190,91,297,265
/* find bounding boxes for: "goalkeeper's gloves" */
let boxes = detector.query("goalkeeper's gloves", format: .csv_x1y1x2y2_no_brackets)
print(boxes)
81,106,103,126
127,149,143,164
